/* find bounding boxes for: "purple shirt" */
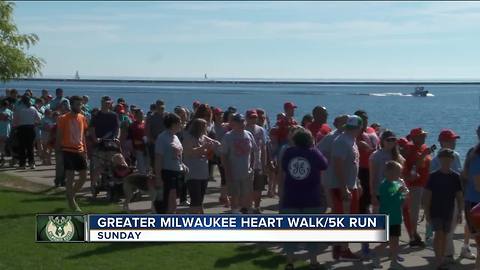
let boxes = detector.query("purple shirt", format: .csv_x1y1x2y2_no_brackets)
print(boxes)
281,146,328,209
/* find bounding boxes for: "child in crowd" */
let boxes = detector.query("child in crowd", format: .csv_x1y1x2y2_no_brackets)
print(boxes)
40,109,55,165
373,160,409,269
424,148,464,270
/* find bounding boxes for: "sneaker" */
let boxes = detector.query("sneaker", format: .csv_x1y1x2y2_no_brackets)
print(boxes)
409,238,425,248
390,260,404,270
179,201,190,207
460,246,476,260
339,249,361,261
396,256,405,262
18,165,26,170
30,163,35,169
372,257,382,269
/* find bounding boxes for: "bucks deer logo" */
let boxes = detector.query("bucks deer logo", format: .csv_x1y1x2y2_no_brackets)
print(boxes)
46,216,75,241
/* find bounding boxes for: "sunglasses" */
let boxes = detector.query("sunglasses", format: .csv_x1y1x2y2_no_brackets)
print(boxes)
385,137,397,143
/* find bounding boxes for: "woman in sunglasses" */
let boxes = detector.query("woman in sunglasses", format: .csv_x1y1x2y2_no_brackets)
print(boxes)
369,130,405,212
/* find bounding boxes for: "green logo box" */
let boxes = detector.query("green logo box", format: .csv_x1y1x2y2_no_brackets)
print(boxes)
36,214,86,242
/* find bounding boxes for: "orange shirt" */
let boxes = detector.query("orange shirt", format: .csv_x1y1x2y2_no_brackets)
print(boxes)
57,112,88,153
403,144,431,187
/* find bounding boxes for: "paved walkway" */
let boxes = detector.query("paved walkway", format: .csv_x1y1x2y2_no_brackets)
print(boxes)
2,162,478,269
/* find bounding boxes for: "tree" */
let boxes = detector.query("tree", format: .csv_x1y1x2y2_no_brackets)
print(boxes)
0,1,43,82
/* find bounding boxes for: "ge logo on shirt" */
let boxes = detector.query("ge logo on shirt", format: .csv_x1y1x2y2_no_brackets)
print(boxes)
288,157,311,180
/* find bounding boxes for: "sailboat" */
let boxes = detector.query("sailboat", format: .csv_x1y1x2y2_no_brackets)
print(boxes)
75,71,80,80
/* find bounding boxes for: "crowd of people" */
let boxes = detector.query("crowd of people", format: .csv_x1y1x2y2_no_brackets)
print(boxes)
3,87,480,269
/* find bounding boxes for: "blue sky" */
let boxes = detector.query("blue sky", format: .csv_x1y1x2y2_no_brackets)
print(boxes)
12,1,480,80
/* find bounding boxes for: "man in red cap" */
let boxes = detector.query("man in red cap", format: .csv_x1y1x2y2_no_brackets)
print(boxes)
245,109,268,213
403,127,432,247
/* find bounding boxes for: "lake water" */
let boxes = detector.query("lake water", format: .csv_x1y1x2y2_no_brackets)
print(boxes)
2,80,479,158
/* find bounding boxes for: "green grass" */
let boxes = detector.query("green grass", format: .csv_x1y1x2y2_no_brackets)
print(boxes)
0,172,298,270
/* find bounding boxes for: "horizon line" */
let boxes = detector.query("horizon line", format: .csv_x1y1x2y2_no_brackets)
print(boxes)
10,77,480,85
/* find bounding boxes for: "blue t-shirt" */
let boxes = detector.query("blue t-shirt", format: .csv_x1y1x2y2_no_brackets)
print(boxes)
430,149,462,174
281,146,328,209
466,154,480,203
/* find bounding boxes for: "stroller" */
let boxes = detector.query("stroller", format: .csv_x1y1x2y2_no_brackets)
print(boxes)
91,139,124,202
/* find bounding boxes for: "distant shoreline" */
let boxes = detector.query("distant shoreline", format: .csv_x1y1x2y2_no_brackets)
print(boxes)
11,78,480,85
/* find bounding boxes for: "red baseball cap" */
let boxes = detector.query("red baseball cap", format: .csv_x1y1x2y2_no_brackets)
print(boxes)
246,109,258,118
284,102,297,110
213,107,223,115
409,128,428,137
438,129,460,141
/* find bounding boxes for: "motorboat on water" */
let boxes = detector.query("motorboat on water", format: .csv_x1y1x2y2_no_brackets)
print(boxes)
411,86,429,97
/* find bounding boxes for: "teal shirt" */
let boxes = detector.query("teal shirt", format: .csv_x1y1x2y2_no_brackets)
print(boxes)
378,179,405,225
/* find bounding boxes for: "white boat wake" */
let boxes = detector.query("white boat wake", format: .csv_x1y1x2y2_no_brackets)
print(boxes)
368,92,434,97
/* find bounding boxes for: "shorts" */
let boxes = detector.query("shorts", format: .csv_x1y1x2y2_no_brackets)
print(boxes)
465,201,480,234
63,151,87,171
389,224,401,237
187,179,208,207
431,217,453,233
253,170,267,191
161,170,183,192
228,173,253,198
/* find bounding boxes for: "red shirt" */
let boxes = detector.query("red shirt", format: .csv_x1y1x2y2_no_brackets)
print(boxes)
128,120,146,151
276,117,297,143
403,144,431,187
357,131,379,169
307,122,332,143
